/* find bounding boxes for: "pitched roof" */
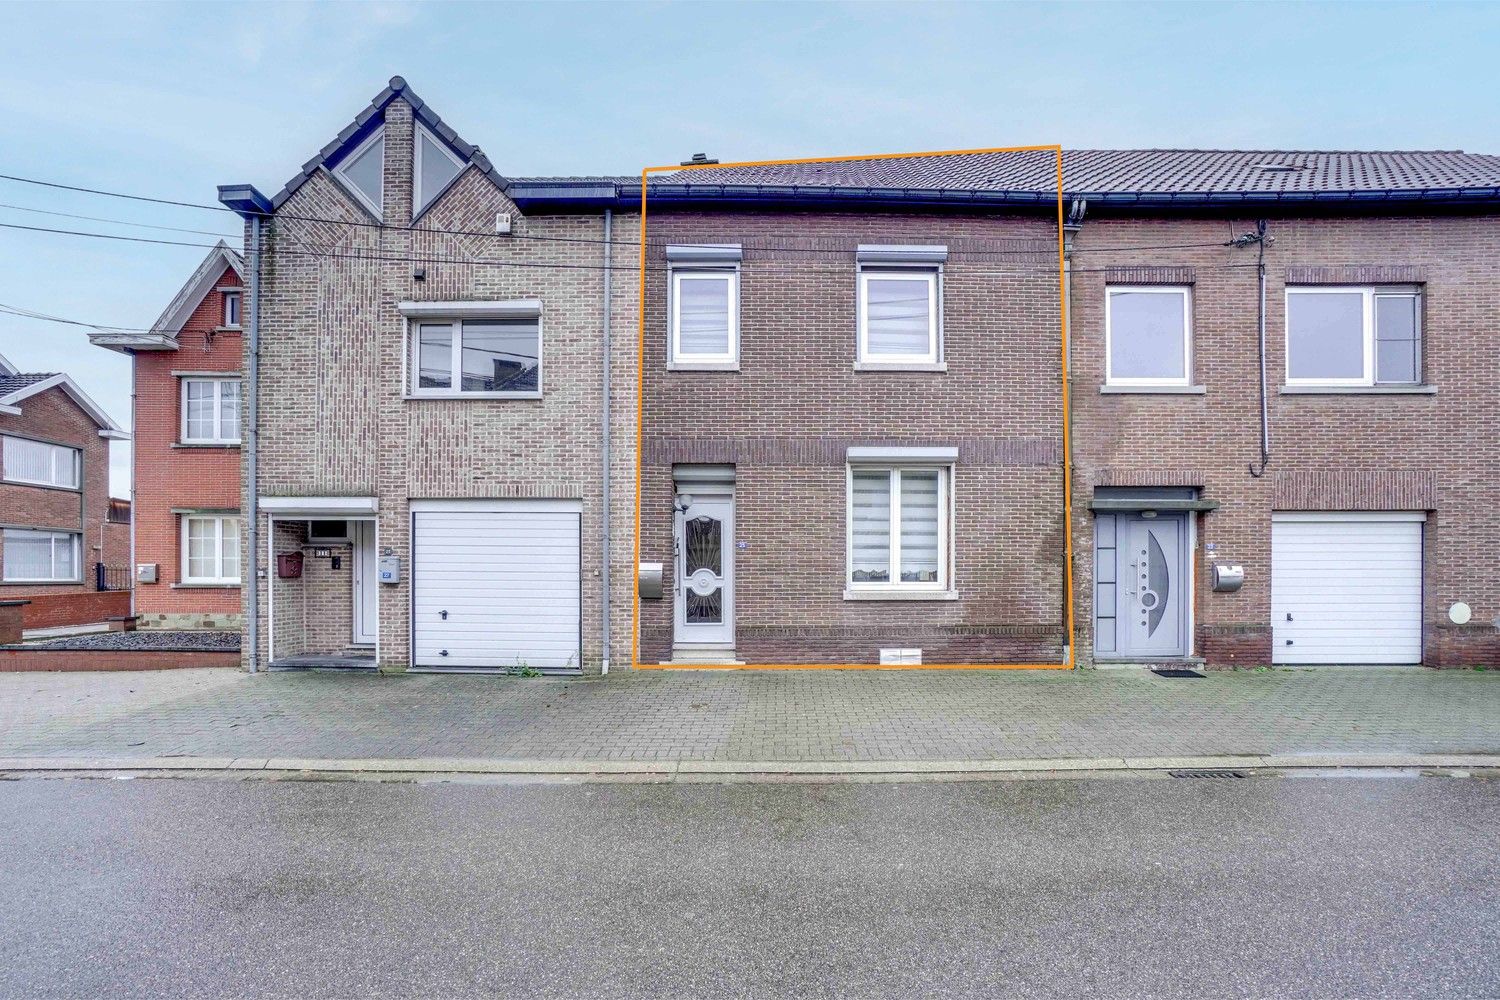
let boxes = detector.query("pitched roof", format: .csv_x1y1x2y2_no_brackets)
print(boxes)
0,372,127,438
269,76,498,212
664,149,1500,197
89,240,243,354
0,372,53,398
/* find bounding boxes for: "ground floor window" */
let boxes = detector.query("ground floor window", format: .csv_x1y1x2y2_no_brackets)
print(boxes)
182,515,240,584
847,465,949,592
2,528,80,582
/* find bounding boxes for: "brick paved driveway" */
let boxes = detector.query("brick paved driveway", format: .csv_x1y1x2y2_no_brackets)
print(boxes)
2,667,1497,763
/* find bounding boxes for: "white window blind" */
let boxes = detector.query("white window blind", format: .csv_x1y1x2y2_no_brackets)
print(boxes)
860,271,938,362
848,466,948,590
672,271,736,360
2,529,78,581
2,436,79,488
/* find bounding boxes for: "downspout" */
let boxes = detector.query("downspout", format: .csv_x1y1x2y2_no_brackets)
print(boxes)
128,360,136,616
1062,198,1086,665
245,214,262,673
1248,220,1270,477
600,208,613,675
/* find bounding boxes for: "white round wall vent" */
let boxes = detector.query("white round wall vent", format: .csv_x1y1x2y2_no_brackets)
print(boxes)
1448,602,1472,625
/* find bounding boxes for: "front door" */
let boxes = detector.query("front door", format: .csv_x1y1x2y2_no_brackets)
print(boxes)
1116,513,1188,658
673,493,734,648
352,521,378,647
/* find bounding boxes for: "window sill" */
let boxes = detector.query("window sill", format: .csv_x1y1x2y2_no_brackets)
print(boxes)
171,582,241,589
1279,385,1437,395
1100,384,1206,395
0,480,81,494
843,589,959,602
172,442,241,449
212,326,243,334
404,392,543,401
666,361,740,372
854,362,947,373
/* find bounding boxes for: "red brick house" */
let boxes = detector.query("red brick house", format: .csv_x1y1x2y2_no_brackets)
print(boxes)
89,241,244,630
0,351,130,630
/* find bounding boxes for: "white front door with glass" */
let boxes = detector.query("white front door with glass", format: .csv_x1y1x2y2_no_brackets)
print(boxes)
673,493,734,648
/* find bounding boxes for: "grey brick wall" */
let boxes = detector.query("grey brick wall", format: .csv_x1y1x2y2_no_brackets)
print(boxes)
246,96,638,673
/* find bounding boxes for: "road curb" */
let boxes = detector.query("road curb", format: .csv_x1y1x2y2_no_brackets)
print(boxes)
1,752,1496,779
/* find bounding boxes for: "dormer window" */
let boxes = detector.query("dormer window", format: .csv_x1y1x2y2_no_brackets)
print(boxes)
333,127,385,219
223,291,242,328
414,124,466,218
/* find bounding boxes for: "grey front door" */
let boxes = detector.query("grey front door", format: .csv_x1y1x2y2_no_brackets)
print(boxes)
1116,513,1188,658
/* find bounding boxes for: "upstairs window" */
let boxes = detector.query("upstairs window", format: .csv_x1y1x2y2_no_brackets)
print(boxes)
181,378,241,444
1286,286,1422,386
2,435,79,489
333,127,385,219
855,245,946,368
1105,286,1192,386
223,291,242,328
411,317,542,396
666,244,742,369
2,529,79,582
413,124,466,218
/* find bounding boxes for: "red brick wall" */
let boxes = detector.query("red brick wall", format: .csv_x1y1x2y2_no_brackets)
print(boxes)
1069,211,1500,668
640,210,1068,665
0,385,116,628
131,264,243,624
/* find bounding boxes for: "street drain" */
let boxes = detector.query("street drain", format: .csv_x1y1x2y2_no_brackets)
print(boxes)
1168,769,1248,779
1152,668,1205,678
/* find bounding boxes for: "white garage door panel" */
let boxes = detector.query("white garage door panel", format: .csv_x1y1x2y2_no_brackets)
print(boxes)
1272,515,1423,665
413,507,581,671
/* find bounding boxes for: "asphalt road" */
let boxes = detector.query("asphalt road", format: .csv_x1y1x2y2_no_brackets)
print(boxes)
1,772,1496,999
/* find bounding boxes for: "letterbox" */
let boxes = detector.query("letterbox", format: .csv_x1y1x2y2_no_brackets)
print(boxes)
638,562,663,600
277,551,304,579
1211,563,1245,593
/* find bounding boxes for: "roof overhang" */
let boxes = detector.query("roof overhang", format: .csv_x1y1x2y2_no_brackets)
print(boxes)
0,373,127,439
87,331,179,354
259,496,379,518
217,184,273,219
138,240,245,340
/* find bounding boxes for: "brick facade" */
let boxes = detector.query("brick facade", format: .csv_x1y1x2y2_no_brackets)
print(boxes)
639,210,1067,665
0,385,126,629
129,264,244,630
1068,212,1500,668
248,95,638,673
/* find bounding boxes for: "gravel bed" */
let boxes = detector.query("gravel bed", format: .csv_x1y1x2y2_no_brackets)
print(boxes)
22,630,241,653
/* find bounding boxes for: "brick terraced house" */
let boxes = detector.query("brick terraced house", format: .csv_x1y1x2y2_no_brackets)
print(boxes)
221,75,1498,671
90,242,245,630
219,78,638,673
0,351,131,630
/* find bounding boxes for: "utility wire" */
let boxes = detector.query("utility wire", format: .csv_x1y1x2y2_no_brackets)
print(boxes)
0,171,1240,256
0,202,242,240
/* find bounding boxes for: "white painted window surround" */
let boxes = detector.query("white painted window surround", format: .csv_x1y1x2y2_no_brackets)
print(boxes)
1285,285,1422,387
1,435,80,489
1105,285,1192,387
2,528,79,582
181,515,240,585
845,447,955,599
180,378,240,444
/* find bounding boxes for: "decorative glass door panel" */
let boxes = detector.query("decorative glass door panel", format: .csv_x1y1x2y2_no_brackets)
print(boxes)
1117,514,1187,657
674,494,734,646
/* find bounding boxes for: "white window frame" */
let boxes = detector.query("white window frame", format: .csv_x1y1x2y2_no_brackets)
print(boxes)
1,435,80,490
845,464,952,595
412,123,468,218
669,267,740,368
857,267,940,366
179,377,241,445
1285,285,1423,387
1105,285,1193,387
2,528,81,583
180,515,240,585
332,126,385,220
222,290,242,328
406,316,544,400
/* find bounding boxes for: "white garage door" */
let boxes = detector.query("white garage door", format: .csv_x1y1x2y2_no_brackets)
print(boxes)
412,500,581,672
1271,513,1424,665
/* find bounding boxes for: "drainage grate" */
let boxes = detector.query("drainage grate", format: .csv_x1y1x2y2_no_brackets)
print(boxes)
1168,769,1248,779
1152,668,1205,679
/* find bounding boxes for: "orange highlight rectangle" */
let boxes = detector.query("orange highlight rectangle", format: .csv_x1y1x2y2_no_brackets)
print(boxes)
632,146,1072,670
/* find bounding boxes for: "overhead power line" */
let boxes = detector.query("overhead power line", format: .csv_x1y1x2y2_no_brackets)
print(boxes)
0,171,1243,257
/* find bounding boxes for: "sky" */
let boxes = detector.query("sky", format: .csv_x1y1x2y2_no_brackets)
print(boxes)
1,0,1497,498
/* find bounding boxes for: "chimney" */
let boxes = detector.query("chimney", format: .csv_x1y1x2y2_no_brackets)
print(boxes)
680,153,719,166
